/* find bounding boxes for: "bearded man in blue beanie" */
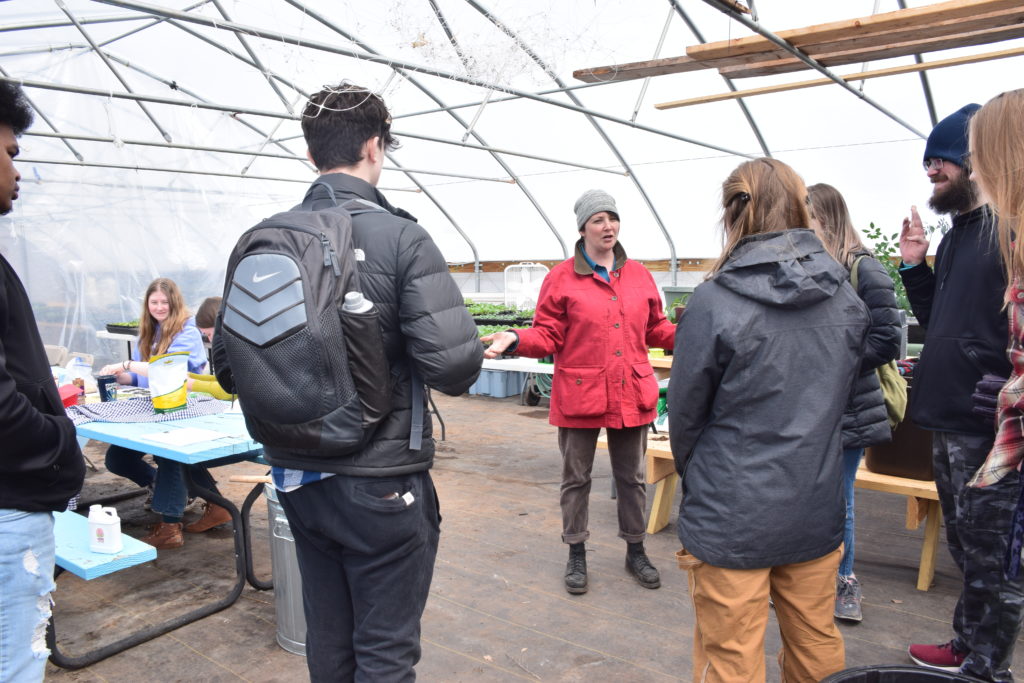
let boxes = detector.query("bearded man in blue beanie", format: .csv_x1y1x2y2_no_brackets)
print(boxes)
901,104,1021,681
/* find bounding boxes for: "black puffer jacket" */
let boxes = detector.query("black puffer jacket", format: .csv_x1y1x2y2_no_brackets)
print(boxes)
216,173,482,475
0,254,85,511
901,206,1009,435
843,253,902,449
669,230,869,569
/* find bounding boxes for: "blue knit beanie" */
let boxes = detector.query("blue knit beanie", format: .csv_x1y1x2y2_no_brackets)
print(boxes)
923,103,981,166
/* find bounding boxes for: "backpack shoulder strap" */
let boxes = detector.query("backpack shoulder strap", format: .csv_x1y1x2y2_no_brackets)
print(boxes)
850,254,868,291
340,198,390,217
300,180,339,210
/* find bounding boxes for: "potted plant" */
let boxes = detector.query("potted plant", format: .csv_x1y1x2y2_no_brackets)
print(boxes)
105,320,140,335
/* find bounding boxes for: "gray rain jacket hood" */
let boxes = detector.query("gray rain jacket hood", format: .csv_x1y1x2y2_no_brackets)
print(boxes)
668,229,870,569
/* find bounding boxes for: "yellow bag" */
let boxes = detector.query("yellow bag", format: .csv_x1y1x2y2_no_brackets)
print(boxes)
148,351,189,413
851,255,908,430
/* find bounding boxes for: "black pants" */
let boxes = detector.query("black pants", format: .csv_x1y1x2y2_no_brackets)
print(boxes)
278,470,440,683
933,432,1024,682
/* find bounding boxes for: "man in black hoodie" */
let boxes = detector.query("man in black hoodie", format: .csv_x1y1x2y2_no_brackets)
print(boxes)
0,82,85,680
901,104,1021,682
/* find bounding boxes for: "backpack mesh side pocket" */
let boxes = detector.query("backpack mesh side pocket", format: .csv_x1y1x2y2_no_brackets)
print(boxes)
224,328,327,423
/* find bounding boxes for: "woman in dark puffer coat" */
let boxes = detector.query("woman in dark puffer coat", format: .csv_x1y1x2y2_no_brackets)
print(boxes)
809,183,902,623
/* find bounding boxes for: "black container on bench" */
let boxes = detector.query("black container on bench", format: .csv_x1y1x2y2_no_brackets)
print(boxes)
865,386,933,481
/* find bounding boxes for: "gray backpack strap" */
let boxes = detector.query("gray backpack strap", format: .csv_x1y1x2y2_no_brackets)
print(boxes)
409,366,424,451
301,180,338,210
341,198,389,217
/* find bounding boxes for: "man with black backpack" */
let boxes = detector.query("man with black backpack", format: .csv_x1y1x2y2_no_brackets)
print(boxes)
214,83,482,681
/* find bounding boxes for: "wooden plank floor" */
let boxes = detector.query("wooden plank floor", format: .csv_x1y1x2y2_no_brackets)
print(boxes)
45,393,1024,681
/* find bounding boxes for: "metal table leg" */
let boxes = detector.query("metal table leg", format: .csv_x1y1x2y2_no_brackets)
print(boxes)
47,468,251,669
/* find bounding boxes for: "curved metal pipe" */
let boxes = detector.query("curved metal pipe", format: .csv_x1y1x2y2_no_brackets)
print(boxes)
701,0,926,138
281,0,566,266
464,0,683,283
668,0,772,157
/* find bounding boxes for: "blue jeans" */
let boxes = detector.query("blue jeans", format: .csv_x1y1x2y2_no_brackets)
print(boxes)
839,447,863,578
105,445,219,521
279,470,441,682
0,509,56,682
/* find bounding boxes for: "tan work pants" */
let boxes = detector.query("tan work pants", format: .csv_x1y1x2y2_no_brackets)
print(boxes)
679,546,844,683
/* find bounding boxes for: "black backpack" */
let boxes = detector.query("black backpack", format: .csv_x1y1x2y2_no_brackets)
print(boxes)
218,181,392,454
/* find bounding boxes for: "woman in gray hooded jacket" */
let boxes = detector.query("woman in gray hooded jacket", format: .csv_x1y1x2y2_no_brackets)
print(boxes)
669,159,870,683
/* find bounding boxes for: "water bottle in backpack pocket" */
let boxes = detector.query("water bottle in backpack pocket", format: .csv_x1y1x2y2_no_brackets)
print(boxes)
341,292,392,428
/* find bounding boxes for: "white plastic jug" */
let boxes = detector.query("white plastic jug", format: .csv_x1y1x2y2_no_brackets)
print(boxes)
88,504,123,554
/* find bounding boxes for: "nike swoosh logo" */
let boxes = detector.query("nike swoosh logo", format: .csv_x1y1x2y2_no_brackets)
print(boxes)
252,271,280,283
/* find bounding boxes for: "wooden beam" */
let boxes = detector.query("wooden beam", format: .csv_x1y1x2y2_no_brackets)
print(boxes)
655,45,1024,110
793,6,1024,61
704,7,1024,73
687,0,1021,63
572,55,707,84
719,22,1024,78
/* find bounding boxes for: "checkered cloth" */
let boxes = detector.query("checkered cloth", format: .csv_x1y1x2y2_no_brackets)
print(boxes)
67,395,229,426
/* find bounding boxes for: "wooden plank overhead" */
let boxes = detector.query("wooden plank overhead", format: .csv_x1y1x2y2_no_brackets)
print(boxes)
572,0,1024,83
573,55,706,84
720,22,1024,78
687,0,1022,63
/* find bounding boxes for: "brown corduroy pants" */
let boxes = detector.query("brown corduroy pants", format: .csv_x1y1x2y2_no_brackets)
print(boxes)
557,425,647,545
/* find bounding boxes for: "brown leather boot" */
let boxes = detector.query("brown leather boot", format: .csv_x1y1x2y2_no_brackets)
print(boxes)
141,522,184,549
184,502,232,533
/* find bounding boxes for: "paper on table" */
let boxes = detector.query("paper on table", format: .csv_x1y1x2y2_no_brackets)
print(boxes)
137,427,229,446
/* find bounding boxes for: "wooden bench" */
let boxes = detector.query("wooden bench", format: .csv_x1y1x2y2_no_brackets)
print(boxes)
598,435,941,591
52,510,156,580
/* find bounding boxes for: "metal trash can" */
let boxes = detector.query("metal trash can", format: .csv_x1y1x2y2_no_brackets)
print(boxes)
264,484,306,656
821,665,987,682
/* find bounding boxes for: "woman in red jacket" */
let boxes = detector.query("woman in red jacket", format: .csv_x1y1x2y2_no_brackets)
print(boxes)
484,189,676,594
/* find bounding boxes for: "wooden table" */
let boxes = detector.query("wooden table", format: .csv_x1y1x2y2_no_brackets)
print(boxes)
52,408,268,669
599,434,942,591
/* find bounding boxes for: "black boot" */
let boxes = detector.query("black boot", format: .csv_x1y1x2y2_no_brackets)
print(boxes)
626,542,660,589
565,542,588,594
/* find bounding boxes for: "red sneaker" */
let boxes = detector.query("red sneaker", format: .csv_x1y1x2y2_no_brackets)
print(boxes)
908,641,967,672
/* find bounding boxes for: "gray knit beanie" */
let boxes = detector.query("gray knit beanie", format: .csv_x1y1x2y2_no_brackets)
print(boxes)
574,189,618,229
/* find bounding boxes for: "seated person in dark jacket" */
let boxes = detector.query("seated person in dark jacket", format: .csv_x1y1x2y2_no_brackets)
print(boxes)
0,81,86,682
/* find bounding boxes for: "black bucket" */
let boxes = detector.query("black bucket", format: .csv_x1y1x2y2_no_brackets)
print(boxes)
821,665,987,682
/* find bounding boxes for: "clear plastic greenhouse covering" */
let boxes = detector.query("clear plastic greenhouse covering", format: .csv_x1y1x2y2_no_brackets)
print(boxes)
1,0,1022,370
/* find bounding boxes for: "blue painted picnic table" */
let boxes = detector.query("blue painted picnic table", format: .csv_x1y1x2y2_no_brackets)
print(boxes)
50,405,270,670
52,510,156,581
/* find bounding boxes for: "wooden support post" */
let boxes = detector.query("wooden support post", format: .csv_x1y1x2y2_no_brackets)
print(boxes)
917,499,943,591
647,472,679,535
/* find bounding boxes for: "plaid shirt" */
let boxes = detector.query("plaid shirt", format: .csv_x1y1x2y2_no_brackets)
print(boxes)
970,283,1024,487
